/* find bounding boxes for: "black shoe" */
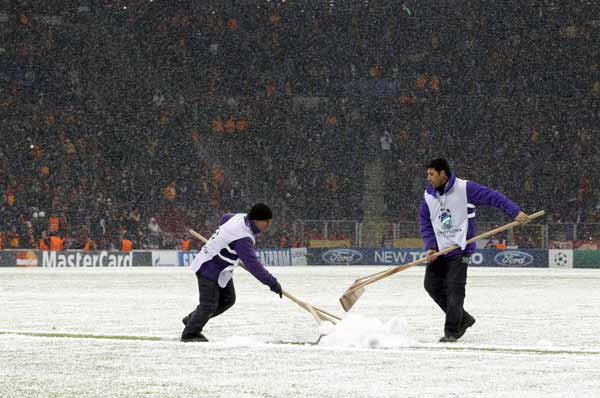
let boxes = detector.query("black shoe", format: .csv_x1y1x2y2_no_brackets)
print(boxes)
182,315,190,326
180,333,208,342
439,335,458,343
457,314,476,338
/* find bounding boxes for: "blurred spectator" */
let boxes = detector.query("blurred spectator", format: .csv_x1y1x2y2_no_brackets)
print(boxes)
8,226,20,249
84,236,97,251
121,233,133,252
49,232,63,251
380,129,392,161
181,235,190,251
38,231,49,250
148,218,162,249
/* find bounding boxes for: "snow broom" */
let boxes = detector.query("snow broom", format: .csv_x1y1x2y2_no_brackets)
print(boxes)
188,229,341,326
339,210,545,312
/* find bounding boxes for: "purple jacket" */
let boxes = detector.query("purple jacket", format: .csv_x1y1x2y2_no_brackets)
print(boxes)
419,173,520,257
199,213,278,289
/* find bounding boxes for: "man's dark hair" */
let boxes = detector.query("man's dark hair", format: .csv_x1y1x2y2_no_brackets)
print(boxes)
248,203,273,221
426,158,451,175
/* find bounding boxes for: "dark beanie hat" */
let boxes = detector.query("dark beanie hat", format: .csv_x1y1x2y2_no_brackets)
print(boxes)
248,203,273,220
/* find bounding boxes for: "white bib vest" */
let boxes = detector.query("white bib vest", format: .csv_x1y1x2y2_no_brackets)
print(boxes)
190,213,256,287
424,178,474,252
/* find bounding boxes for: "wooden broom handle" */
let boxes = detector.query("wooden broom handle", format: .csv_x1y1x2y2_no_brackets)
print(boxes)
347,210,545,293
188,229,340,322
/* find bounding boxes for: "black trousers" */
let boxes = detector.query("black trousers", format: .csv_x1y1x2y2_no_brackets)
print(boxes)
424,254,470,337
181,272,236,338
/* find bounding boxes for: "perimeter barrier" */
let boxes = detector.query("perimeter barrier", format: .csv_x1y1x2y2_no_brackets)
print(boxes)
0,248,593,268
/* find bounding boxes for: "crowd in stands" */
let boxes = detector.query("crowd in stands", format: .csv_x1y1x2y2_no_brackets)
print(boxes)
0,0,599,250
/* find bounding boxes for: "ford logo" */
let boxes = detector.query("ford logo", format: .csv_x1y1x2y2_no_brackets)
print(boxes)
494,251,534,266
322,249,363,265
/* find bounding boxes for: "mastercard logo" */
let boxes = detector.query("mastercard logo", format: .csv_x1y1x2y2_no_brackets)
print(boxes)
16,251,38,267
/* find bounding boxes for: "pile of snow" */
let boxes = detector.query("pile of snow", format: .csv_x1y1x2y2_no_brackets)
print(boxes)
318,314,415,349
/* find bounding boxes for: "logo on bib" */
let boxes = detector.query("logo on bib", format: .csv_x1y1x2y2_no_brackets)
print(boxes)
439,208,453,230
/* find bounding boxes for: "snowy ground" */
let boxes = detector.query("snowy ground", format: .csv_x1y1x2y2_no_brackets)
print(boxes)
2,266,600,397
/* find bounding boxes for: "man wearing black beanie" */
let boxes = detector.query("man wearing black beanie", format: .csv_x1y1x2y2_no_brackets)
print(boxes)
247,203,273,222
181,203,283,342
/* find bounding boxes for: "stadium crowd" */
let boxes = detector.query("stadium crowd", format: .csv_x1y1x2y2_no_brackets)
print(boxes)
1,0,599,250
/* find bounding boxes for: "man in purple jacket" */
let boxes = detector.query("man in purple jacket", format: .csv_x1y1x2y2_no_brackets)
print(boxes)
181,203,283,342
420,158,529,342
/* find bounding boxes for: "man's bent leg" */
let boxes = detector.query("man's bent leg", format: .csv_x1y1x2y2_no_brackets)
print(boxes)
212,279,236,318
181,275,220,341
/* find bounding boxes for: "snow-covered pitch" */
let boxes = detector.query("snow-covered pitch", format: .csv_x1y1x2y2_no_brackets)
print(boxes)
2,266,600,397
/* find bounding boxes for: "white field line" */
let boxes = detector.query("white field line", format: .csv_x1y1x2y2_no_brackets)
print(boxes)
2,330,600,356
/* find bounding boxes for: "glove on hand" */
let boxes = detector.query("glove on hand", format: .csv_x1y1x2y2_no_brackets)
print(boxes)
270,280,283,298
